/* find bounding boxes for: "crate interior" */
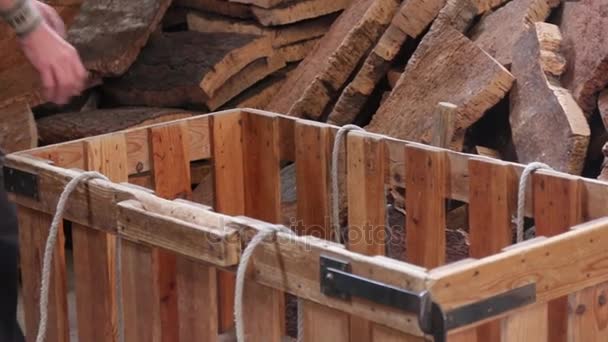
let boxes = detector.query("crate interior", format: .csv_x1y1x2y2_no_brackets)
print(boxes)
14,108,608,340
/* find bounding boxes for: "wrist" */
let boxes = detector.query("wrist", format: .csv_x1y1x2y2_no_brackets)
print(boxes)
1,0,42,38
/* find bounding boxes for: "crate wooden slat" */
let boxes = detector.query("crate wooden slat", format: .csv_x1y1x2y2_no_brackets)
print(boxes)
8,108,608,342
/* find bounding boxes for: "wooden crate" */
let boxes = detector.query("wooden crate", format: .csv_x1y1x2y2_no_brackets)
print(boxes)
5,108,608,342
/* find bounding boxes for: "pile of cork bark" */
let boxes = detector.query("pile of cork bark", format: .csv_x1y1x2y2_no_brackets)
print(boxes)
1,0,608,181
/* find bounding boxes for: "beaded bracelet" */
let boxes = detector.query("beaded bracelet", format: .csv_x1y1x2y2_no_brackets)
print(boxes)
0,0,42,37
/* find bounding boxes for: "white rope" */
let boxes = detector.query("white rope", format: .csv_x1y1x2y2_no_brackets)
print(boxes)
234,224,298,342
331,124,364,243
515,162,552,243
35,171,109,342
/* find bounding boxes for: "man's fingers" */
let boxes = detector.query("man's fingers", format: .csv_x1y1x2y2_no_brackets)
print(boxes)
40,68,56,103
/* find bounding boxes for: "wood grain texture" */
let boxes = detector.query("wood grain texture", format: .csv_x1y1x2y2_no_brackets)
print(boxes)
0,101,37,153
206,55,286,110
37,107,194,145
121,240,162,342
559,0,608,116
346,133,384,342
295,121,350,340
568,283,608,341
266,0,382,116
66,0,172,76
509,23,590,175
240,112,284,341
469,0,553,68
102,31,272,107
405,144,447,269
501,304,548,342
18,207,69,342
210,111,244,333
295,122,331,237
428,215,608,313
466,158,514,341
287,0,400,119
72,135,128,342
149,122,219,342
367,23,514,149
302,301,349,342
149,123,189,341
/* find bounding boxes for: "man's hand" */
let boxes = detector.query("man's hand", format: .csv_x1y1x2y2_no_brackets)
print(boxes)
17,1,87,105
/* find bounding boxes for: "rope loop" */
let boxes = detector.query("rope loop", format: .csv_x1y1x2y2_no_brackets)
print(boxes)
234,224,300,342
515,162,553,243
36,171,109,342
331,124,365,243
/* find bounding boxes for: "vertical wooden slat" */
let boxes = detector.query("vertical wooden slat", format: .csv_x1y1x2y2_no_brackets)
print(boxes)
212,111,244,333
403,144,447,342
404,144,446,268
241,111,284,341
347,133,384,342
149,122,218,341
568,283,608,341
502,304,548,341
212,111,283,341
301,301,349,342
72,135,128,342
295,122,350,342
348,134,424,342
18,207,69,342
122,240,161,342
464,158,514,341
533,172,590,342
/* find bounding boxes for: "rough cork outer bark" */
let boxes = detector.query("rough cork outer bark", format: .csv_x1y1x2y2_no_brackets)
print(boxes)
37,107,194,145
365,23,514,149
510,23,590,174
251,0,351,26
187,10,334,48
286,0,401,119
559,0,608,117
221,64,297,110
102,32,272,107
176,0,253,19
206,55,287,110
433,0,479,32
327,0,445,125
0,101,37,153
66,0,172,77
265,0,377,114
469,0,554,68
277,38,320,62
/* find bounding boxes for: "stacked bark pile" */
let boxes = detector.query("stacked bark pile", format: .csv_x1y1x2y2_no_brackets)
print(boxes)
2,0,608,182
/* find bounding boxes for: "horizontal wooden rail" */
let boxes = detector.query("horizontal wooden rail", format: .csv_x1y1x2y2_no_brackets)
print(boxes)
4,153,431,338
427,217,608,332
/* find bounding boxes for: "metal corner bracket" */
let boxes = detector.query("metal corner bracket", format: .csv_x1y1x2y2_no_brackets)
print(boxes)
3,166,39,200
319,255,536,342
